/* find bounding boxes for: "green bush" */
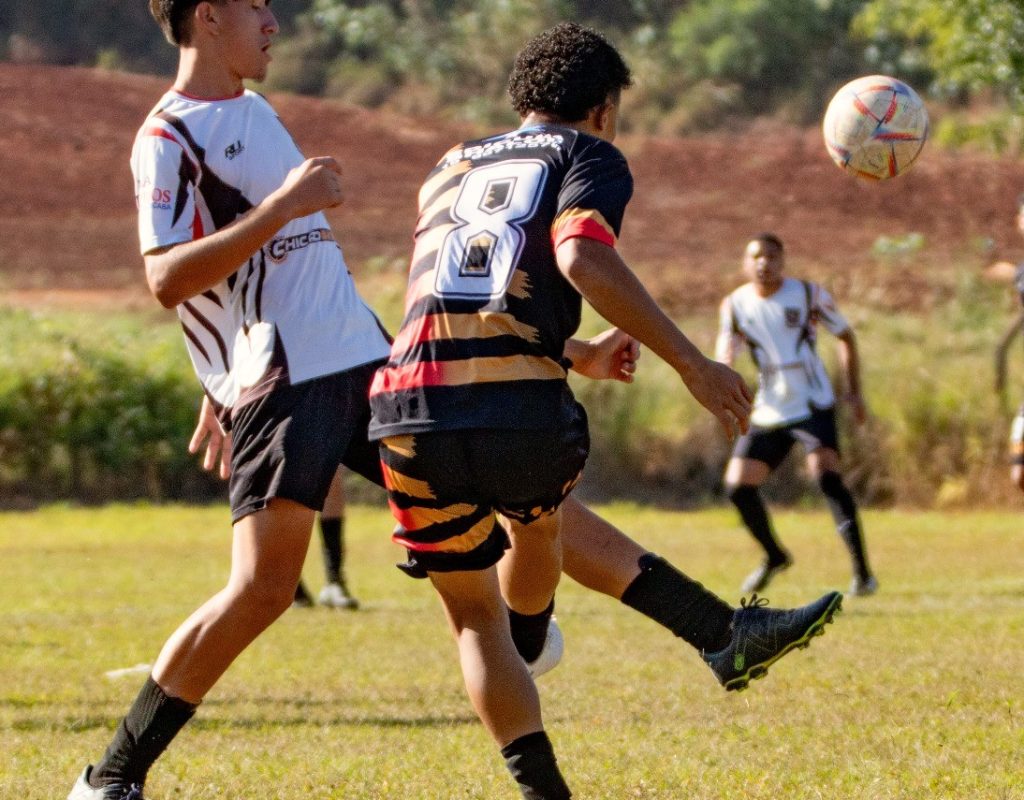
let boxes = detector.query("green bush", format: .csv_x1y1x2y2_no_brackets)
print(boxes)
0,309,220,504
2,284,1021,509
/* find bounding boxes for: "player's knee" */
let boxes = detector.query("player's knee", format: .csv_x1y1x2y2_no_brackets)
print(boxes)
230,576,297,622
726,483,757,505
817,470,848,500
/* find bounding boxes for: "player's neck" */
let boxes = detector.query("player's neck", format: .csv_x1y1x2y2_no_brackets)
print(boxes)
172,48,245,100
520,112,601,139
753,278,783,298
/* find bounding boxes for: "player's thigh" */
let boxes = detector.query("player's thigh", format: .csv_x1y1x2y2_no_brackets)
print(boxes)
429,565,507,634
229,498,316,596
794,407,842,476
727,425,793,483
806,446,841,476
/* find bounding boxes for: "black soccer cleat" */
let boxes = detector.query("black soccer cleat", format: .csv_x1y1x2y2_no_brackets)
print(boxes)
702,591,842,692
68,766,145,800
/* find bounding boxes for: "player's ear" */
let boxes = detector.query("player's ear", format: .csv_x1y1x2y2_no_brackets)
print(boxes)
593,98,618,139
193,1,222,37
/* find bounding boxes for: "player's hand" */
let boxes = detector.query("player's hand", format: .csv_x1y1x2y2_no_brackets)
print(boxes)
682,357,753,440
275,156,344,218
845,392,868,425
189,395,231,480
570,328,640,383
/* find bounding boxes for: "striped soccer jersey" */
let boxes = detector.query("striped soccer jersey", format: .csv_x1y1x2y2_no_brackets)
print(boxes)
130,89,390,419
716,277,849,427
368,124,634,438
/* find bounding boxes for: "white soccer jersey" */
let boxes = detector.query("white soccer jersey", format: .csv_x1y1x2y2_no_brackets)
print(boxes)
130,88,390,417
716,277,849,427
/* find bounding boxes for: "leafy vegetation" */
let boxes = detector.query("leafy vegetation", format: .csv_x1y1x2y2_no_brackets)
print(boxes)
2,269,1021,509
0,308,219,504
2,503,1021,798
3,0,1023,141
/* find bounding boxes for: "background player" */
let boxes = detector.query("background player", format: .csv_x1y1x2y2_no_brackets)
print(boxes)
717,233,877,596
368,25,840,799
987,193,1024,492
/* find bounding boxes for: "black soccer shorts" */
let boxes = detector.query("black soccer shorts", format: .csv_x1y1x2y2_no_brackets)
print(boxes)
731,405,841,469
228,360,385,523
377,411,589,577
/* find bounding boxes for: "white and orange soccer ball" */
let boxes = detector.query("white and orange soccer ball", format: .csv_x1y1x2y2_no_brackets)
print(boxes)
822,75,929,180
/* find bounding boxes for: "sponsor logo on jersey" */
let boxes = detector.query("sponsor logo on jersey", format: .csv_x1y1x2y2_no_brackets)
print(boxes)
267,228,336,262
225,140,245,160
145,186,173,211
785,307,801,327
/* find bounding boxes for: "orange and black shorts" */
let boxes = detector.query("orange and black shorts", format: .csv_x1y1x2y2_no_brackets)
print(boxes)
378,415,589,578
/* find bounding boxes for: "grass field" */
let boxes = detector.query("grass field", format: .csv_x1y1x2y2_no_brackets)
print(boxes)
1,503,1022,799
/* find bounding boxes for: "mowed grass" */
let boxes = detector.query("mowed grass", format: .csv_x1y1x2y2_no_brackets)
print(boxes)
1,503,1022,799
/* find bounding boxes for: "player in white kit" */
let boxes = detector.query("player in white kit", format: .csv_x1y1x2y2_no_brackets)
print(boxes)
716,233,877,596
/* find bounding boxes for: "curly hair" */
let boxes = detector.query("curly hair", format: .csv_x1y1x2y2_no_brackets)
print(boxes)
149,0,224,46
508,23,632,122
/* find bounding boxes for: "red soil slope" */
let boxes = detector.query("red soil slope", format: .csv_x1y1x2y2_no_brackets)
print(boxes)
3,63,1024,313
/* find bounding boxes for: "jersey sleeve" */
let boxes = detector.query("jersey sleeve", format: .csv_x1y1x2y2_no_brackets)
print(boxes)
131,125,200,255
551,138,633,251
813,283,849,336
715,295,741,363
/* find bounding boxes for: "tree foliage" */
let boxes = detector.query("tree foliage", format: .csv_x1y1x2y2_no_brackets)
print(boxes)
854,0,1024,106
3,0,1021,131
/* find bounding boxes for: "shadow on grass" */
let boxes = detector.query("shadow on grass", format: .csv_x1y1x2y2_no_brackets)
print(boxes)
16,712,477,733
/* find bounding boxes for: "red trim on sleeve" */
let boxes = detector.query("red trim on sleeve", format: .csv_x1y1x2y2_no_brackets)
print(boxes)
551,217,616,251
143,126,182,146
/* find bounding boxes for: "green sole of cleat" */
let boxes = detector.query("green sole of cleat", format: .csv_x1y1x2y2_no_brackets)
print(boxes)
723,593,843,692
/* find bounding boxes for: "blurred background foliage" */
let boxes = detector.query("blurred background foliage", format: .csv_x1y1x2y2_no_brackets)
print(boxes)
3,0,1024,144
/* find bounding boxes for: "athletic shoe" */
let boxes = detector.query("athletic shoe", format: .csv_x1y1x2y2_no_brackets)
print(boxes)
292,580,314,609
68,766,145,800
702,591,842,692
740,554,793,594
847,574,879,597
526,617,564,679
318,581,359,610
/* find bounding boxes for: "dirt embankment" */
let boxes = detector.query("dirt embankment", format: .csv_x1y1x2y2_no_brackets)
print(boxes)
3,62,1024,313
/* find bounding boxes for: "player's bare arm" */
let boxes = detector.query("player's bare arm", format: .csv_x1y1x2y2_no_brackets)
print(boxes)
835,328,867,425
564,328,640,384
555,236,752,438
145,156,344,307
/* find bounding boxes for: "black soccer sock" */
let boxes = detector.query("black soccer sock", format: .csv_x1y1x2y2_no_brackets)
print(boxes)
90,676,197,789
727,484,789,564
319,516,344,585
620,554,734,653
501,730,572,800
818,471,871,580
508,599,554,664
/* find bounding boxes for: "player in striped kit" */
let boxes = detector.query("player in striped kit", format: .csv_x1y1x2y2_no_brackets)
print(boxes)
368,25,841,800
717,233,878,596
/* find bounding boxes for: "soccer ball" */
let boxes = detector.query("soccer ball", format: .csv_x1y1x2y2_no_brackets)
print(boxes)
822,75,929,180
